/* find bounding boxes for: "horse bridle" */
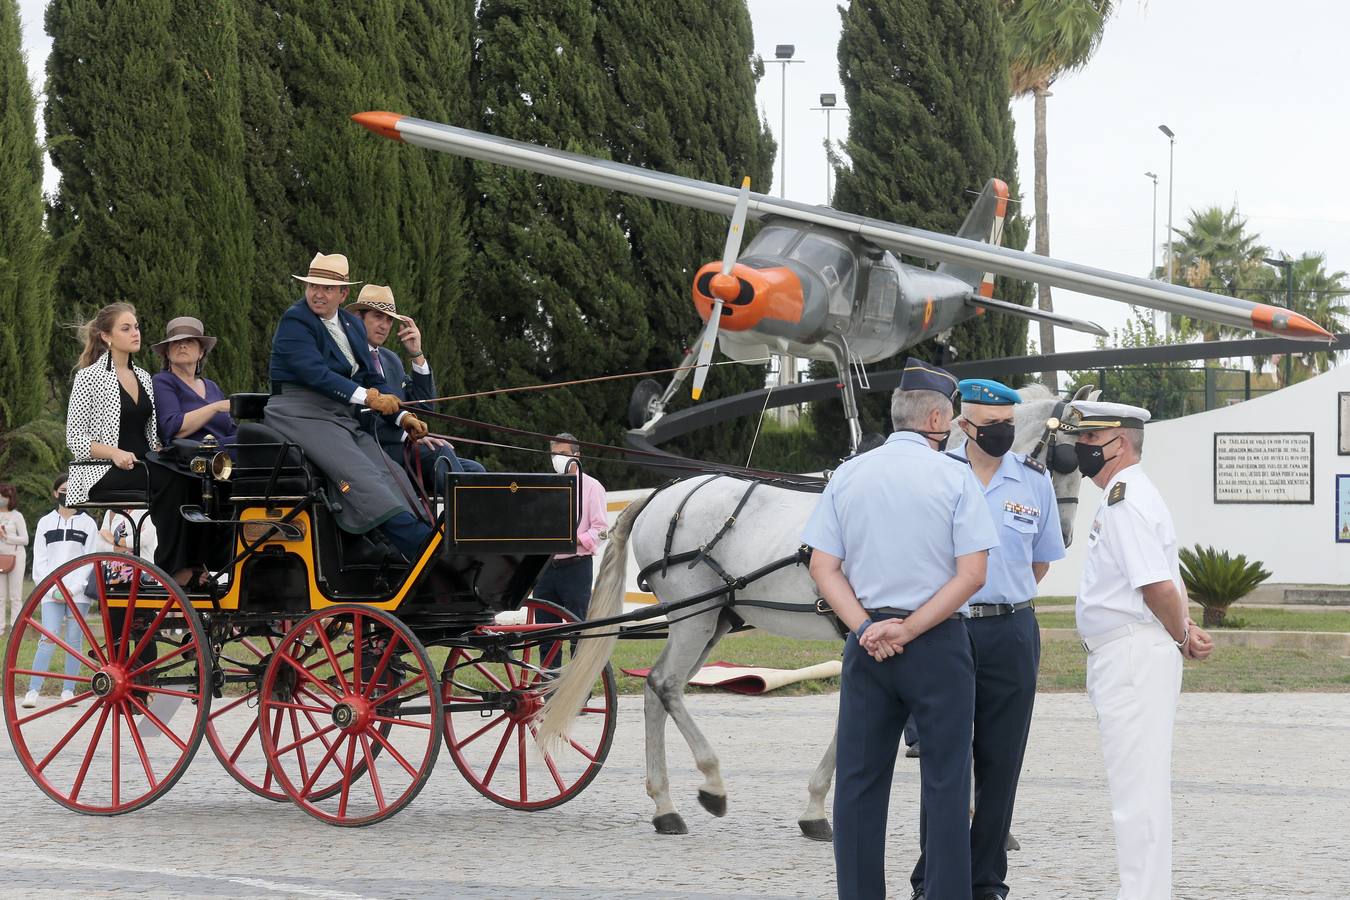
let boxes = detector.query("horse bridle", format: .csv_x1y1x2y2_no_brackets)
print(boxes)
1029,399,1081,506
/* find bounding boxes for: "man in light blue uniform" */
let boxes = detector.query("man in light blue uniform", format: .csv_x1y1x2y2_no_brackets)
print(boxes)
804,358,999,900
910,378,1066,900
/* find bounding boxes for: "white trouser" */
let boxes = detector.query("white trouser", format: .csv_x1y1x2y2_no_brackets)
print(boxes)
1085,622,1183,900
1,547,26,628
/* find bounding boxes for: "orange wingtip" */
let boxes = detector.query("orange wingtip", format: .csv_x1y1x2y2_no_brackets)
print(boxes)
1251,304,1333,340
351,111,405,142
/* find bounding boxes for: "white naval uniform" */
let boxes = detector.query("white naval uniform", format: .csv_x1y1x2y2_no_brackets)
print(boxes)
1077,463,1184,900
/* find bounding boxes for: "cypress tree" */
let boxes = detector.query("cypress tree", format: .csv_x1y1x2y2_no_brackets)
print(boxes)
236,2,303,385
817,0,1032,445
0,0,53,428
46,0,200,376
592,0,778,473
393,0,474,396
468,0,651,481
173,0,254,392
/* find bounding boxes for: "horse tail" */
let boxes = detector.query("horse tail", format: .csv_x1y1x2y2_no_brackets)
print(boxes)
536,493,650,750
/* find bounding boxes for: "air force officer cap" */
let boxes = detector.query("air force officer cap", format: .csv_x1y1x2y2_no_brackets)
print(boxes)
898,357,959,401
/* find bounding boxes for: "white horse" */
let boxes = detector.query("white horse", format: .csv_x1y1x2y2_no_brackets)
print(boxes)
539,383,1090,838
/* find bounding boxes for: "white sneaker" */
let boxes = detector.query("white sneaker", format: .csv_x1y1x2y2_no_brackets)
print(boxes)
60,689,76,703
21,690,38,708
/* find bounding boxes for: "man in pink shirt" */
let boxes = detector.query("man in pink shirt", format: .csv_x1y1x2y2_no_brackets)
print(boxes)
532,432,608,621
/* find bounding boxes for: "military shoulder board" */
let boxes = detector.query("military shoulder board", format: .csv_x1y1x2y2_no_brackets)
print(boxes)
1108,482,1127,505
944,451,971,465
1022,455,1046,474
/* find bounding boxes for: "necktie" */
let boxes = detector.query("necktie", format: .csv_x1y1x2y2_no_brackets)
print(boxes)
370,348,384,378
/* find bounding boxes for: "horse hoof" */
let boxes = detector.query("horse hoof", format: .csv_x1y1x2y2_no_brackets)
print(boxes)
1006,832,1021,852
653,813,688,835
799,818,833,842
698,789,727,817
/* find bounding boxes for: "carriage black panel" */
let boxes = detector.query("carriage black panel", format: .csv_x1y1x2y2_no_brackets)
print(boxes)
441,473,578,556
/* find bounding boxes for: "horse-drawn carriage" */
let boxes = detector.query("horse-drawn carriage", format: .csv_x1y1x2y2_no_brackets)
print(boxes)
2,393,619,826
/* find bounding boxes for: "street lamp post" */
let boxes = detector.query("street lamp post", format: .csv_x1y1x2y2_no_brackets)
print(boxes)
765,45,805,199
1158,125,1176,339
764,45,804,421
810,93,846,203
1145,170,1159,333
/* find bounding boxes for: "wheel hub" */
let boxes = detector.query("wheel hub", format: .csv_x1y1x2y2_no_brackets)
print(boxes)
504,689,544,724
91,666,130,702
331,696,374,734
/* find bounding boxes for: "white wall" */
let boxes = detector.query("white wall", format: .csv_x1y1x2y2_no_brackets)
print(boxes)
1039,362,1350,596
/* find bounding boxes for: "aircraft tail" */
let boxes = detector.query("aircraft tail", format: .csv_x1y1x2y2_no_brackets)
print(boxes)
936,178,1009,296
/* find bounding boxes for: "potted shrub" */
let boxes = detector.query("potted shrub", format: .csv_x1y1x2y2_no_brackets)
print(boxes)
1178,544,1271,627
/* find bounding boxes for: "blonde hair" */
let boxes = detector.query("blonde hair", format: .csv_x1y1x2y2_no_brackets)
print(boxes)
75,302,137,370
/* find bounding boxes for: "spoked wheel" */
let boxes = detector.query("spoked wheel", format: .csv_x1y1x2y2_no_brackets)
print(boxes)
257,605,441,826
2,553,212,815
207,622,393,803
442,598,617,810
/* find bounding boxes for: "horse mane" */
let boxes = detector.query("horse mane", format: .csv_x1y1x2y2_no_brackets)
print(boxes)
1016,382,1054,401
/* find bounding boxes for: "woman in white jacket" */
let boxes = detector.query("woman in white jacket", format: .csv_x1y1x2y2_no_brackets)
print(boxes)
0,482,29,636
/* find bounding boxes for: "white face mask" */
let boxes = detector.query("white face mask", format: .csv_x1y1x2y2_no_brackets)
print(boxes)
0,497,8,510
551,454,574,474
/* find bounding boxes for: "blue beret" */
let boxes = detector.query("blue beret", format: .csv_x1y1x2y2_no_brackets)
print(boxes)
957,378,1021,406
899,357,959,400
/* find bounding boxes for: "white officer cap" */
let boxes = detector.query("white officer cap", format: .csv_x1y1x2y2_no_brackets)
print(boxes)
1062,400,1151,432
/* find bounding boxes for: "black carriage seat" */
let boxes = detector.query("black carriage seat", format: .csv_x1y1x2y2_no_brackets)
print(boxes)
229,421,317,502
69,460,151,510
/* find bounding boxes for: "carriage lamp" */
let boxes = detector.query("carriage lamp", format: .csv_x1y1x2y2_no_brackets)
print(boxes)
210,452,233,481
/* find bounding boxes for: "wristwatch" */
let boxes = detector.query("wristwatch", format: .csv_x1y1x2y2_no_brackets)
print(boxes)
854,617,873,641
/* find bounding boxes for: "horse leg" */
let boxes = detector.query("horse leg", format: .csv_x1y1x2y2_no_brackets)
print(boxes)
798,721,837,841
681,612,737,818
644,608,723,834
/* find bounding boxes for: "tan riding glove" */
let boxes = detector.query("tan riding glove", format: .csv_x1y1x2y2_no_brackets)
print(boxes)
401,415,429,441
365,387,401,416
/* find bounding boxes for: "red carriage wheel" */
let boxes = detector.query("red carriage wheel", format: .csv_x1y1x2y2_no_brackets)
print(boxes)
2,553,212,815
206,622,393,803
257,604,441,826
442,598,617,811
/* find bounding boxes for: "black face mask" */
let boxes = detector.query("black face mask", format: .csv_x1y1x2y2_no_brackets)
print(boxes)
899,428,949,451
55,491,67,506
966,420,1015,458
1075,435,1121,478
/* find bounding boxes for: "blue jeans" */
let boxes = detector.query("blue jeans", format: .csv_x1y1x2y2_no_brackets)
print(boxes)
29,597,91,694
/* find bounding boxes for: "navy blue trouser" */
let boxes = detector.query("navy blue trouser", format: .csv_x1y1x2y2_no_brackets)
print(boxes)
834,616,975,900
531,556,594,622
911,606,1041,899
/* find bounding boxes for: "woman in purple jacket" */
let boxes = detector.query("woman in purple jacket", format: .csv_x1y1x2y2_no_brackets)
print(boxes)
150,317,238,444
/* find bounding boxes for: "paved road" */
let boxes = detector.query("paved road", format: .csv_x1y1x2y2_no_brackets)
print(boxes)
3,691,1346,899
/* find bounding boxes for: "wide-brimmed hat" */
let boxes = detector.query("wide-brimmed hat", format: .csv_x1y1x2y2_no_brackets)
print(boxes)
347,284,410,322
152,317,217,357
292,252,360,286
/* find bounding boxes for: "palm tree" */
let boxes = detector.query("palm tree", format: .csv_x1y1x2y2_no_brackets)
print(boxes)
1004,0,1120,389
1280,253,1348,380
1166,205,1268,341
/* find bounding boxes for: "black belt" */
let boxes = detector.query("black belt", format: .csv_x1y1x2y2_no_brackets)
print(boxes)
871,607,962,622
968,600,1035,619
549,554,592,568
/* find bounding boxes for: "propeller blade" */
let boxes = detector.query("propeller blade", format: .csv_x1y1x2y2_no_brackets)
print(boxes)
691,299,724,401
720,177,752,275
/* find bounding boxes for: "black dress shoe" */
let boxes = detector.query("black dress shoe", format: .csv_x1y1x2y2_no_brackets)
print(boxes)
977,893,1005,900
908,890,924,900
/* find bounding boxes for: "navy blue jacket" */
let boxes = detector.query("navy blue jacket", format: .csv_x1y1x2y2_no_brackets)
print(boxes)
269,299,385,402
365,345,436,451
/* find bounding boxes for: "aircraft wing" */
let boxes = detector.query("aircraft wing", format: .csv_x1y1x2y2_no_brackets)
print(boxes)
354,111,1332,341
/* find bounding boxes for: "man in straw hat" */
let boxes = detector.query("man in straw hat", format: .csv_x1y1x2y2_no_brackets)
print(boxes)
264,252,432,561
348,284,484,485
804,357,999,900
1062,399,1214,900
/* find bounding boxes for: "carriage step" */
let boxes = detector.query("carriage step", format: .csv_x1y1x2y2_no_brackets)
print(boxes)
180,506,303,540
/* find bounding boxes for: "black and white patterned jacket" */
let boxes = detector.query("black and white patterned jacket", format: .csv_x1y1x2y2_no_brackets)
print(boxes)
65,351,160,506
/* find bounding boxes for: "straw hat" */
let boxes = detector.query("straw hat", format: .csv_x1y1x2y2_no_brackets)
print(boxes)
347,284,410,322
151,316,218,357
292,252,360,286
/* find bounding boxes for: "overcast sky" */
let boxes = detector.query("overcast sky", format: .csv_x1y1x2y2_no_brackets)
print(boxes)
15,0,1348,353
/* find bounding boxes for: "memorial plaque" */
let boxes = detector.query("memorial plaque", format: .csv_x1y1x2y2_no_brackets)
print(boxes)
1213,432,1314,504
1339,392,1350,455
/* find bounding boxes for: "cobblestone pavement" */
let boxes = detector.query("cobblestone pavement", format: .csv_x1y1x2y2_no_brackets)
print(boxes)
2,691,1346,899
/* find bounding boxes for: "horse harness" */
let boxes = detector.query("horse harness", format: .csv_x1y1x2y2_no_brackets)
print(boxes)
1028,398,1081,507
636,475,846,637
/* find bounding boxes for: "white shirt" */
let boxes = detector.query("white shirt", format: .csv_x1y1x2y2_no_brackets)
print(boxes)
1076,464,1184,639
32,508,99,603
322,313,359,375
